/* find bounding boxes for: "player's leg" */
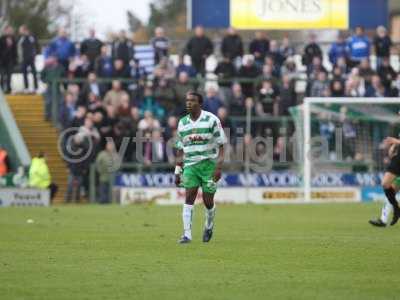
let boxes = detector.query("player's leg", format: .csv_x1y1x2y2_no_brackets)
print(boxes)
370,181,397,227
202,192,216,242
200,160,218,243
382,171,400,225
179,165,200,243
380,181,400,225
180,187,198,243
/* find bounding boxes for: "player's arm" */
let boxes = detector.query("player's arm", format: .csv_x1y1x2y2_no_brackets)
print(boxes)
213,117,227,182
175,122,184,186
213,145,224,182
175,149,184,186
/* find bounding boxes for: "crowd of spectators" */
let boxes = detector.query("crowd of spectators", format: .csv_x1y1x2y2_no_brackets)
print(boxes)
1,23,400,202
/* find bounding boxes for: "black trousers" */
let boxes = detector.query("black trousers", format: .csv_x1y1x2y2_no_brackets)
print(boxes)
0,63,14,93
49,183,59,201
21,59,38,90
191,58,206,76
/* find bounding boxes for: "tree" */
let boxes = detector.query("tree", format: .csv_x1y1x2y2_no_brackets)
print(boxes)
147,0,187,38
127,11,143,33
1,0,70,39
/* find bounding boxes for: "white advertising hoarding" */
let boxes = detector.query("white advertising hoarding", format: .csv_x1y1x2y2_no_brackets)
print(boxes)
0,188,50,207
120,187,360,205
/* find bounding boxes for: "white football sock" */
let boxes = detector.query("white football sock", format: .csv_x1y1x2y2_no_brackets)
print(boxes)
381,200,393,224
182,204,194,239
205,204,216,230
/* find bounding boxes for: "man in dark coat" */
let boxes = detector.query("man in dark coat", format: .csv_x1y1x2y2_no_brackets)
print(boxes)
80,29,103,70
0,26,17,93
221,27,243,67
185,26,213,76
17,25,39,91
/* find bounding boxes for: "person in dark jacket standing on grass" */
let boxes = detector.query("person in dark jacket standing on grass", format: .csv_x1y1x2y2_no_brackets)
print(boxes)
17,25,39,92
0,25,17,93
185,26,213,76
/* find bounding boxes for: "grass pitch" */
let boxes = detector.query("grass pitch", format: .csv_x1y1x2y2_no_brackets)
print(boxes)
1,203,400,300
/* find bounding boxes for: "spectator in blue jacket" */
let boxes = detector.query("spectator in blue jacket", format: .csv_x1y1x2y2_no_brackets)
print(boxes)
329,34,348,66
175,55,197,78
44,28,76,71
95,45,113,78
203,87,224,116
347,26,370,67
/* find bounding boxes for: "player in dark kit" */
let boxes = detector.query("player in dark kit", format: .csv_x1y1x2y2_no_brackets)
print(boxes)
370,137,400,227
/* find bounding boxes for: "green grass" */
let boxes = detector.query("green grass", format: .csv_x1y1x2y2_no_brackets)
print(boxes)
1,203,400,300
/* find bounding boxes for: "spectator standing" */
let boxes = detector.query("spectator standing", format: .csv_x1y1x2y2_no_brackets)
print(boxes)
358,58,375,88
17,25,39,92
29,152,58,201
59,92,77,129
268,40,285,72
214,57,236,102
227,83,246,117
373,26,392,68
41,56,65,121
0,25,17,93
45,28,76,72
221,27,243,69
151,27,169,65
64,134,89,203
377,57,397,90
302,33,322,68
277,74,296,116
249,31,270,66
347,26,370,67
96,140,119,204
185,26,214,75
279,37,295,61
95,45,113,78
255,80,280,137
328,34,348,66
238,56,260,98
111,30,134,66
80,29,103,69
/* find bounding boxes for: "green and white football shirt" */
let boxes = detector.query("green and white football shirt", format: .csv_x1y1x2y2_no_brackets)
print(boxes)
176,110,227,166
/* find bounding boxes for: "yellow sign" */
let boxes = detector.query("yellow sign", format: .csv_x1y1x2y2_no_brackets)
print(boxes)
231,0,348,29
